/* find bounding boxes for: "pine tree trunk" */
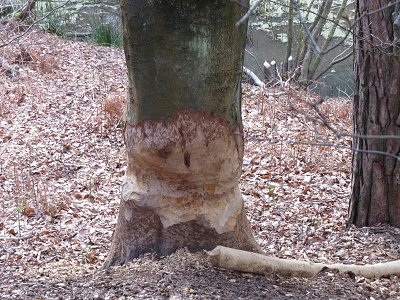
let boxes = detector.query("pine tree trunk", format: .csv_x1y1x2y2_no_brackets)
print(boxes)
105,0,259,267
348,0,400,227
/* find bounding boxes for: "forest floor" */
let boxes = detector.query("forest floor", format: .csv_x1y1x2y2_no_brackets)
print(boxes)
1,27,400,299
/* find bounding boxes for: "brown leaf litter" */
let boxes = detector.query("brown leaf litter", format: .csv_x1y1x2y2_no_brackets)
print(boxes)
0,28,399,299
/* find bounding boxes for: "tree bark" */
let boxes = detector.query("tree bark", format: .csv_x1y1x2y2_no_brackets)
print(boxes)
105,0,259,267
349,0,400,227
299,0,333,83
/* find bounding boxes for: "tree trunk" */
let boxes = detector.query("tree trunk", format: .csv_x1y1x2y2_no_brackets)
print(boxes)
105,0,259,267
299,0,333,83
348,0,400,227
283,0,295,76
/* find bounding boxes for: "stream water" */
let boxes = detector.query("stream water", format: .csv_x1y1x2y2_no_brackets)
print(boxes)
244,0,355,98
42,0,354,98
245,21,354,98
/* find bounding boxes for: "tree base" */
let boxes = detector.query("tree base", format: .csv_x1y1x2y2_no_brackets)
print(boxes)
104,200,259,268
104,111,260,268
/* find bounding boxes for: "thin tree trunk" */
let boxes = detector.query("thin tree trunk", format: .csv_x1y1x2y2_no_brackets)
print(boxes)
348,0,400,227
105,0,259,267
284,0,295,75
300,0,333,82
294,0,316,76
307,0,348,80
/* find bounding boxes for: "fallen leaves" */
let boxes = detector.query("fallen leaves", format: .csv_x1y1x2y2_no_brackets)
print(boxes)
0,30,124,276
240,84,400,289
0,28,399,299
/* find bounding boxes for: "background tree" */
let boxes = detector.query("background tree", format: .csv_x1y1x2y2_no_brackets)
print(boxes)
105,0,259,267
251,0,352,88
348,1,400,227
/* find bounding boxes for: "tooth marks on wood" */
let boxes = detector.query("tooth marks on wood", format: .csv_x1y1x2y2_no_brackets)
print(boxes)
184,151,191,168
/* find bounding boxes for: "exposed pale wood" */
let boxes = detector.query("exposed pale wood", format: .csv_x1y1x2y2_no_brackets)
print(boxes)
243,67,265,88
209,246,400,279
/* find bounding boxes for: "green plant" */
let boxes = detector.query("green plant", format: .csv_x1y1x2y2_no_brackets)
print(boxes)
91,20,122,48
34,0,66,36
44,14,65,36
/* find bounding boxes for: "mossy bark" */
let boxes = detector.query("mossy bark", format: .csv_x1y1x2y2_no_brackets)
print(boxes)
120,0,246,127
105,0,260,267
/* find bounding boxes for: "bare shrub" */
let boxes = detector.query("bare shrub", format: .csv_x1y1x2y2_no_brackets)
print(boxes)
103,95,125,128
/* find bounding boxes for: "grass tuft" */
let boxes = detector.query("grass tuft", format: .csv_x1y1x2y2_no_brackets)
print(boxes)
44,14,65,37
91,21,122,48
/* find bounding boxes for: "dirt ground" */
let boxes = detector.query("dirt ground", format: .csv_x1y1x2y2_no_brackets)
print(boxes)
0,249,390,300
1,27,399,299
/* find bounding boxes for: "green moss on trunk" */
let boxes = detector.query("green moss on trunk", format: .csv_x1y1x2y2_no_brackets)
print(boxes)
120,0,248,127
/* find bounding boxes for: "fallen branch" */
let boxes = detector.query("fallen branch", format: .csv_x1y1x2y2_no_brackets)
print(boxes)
208,246,400,279
243,67,265,88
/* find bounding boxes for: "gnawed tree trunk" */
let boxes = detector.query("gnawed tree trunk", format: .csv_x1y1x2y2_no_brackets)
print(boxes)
349,1,400,227
105,0,259,267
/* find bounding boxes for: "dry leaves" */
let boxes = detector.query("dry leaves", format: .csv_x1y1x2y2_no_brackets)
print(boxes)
0,28,399,299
